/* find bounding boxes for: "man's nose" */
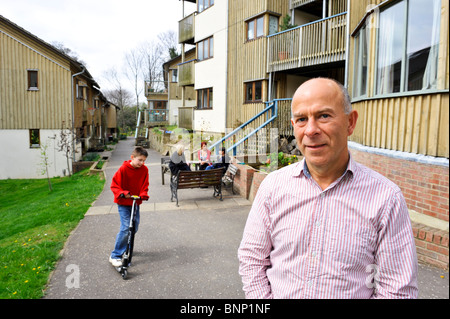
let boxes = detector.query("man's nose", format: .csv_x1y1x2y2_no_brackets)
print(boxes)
304,118,321,136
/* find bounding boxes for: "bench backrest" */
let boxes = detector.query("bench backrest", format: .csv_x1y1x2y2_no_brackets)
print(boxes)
176,168,224,189
227,164,238,176
161,156,170,164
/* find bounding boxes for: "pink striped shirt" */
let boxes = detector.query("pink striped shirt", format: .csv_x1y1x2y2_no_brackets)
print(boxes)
238,156,418,299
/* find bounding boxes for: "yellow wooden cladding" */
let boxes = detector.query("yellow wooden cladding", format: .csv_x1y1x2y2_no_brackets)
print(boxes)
0,22,72,130
227,0,290,129
350,93,449,158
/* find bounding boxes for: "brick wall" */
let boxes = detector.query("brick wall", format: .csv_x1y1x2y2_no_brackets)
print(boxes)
412,223,449,269
233,163,256,200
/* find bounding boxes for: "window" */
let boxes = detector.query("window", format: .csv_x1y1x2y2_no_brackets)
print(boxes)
353,26,368,98
27,70,38,90
245,81,263,103
197,88,213,109
268,15,279,35
247,16,264,41
172,69,178,83
198,0,214,13
153,101,167,109
375,0,441,95
197,37,213,61
29,129,40,148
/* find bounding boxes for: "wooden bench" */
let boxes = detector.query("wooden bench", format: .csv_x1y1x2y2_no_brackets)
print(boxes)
222,164,238,194
170,168,224,206
161,156,171,185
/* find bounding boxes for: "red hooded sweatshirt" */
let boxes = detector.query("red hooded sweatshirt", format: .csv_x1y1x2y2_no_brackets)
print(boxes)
110,160,149,206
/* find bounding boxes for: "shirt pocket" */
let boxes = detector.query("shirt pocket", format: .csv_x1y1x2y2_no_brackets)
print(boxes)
324,220,376,268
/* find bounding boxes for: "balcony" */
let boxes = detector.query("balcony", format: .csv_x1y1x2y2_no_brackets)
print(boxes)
147,109,169,126
178,59,196,86
291,0,321,10
267,12,347,73
179,12,195,44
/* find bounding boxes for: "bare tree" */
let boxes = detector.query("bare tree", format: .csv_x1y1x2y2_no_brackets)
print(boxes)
157,30,179,59
124,49,144,121
51,41,87,66
103,67,136,132
57,120,76,177
140,41,164,92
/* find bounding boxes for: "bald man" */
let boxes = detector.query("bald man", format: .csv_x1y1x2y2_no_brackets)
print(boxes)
238,78,418,299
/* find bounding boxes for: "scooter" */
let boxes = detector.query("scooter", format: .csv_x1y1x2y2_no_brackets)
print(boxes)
115,195,140,279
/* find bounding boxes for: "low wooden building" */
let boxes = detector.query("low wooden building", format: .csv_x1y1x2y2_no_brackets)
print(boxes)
0,15,115,179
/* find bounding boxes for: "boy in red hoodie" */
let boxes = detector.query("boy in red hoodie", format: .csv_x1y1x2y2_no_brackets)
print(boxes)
109,146,149,267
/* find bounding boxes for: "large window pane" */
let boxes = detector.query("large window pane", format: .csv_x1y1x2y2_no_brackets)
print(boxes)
376,1,406,95
248,21,255,40
256,17,264,37
254,81,262,100
198,41,204,61
209,37,214,58
406,0,441,91
353,26,368,97
269,15,278,35
246,83,253,101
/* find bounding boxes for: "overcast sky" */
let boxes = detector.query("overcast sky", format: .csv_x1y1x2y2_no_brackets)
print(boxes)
1,0,196,103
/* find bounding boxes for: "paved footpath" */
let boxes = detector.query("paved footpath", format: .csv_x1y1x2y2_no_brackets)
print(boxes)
44,137,448,299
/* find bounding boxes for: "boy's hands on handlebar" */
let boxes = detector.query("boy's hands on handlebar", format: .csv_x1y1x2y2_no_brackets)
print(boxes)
119,193,148,200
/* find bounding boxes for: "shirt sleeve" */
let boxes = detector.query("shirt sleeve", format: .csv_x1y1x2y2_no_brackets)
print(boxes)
110,167,129,200
372,190,419,299
238,179,273,299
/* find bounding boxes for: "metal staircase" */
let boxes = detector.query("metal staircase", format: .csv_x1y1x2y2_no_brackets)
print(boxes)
209,99,291,158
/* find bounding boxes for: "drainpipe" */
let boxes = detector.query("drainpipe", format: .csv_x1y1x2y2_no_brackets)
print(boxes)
71,66,86,161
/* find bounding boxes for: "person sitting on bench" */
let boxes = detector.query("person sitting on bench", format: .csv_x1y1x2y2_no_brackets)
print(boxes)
205,147,230,173
169,144,191,176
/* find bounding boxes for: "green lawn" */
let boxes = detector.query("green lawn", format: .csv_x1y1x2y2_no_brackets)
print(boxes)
0,170,105,299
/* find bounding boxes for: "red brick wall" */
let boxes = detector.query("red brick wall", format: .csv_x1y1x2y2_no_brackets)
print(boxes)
233,163,256,200
412,223,449,269
350,149,449,222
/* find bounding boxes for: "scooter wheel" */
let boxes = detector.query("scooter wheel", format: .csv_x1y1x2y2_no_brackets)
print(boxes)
121,269,128,279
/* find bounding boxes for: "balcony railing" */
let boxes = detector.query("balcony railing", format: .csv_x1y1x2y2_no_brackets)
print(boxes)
178,59,196,86
291,0,347,15
290,0,317,9
267,12,347,73
148,109,168,123
179,12,195,44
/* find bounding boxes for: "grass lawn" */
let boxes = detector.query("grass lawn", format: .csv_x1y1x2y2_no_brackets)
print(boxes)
0,170,105,299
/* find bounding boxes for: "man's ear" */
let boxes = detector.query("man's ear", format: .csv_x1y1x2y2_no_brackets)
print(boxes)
347,110,358,136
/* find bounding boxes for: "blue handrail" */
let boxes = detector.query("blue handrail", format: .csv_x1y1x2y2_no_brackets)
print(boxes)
209,99,290,156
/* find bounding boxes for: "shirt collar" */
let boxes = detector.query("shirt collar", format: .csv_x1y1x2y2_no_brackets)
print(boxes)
294,153,356,180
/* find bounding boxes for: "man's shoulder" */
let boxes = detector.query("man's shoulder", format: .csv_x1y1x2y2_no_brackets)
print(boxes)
353,161,401,194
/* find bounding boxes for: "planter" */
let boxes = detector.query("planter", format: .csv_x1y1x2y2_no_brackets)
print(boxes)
89,160,106,176
278,51,289,60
